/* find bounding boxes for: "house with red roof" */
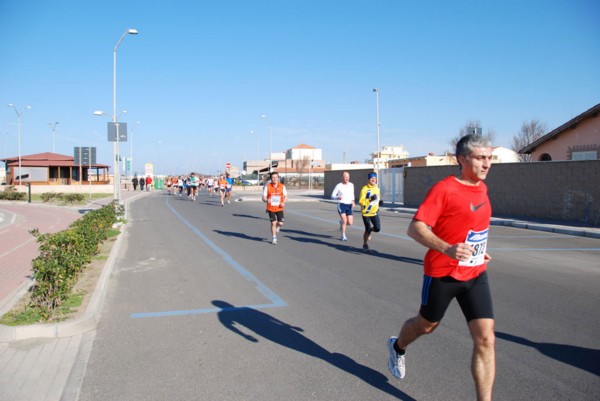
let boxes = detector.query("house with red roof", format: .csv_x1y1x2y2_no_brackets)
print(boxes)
1,152,110,186
520,102,600,161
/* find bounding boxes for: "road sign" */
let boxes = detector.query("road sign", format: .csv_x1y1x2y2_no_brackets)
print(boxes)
74,147,96,165
225,162,231,169
107,122,128,142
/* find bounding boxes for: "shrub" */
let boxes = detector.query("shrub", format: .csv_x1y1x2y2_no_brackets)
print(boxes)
28,202,120,320
63,193,85,203
0,186,26,201
40,192,63,202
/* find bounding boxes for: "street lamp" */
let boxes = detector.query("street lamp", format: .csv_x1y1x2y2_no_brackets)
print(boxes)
48,122,59,153
129,121,140,180
251,130,260,184
7,104,32,186
102,28,138,202
372,88,380,170
260,114,272,172
94,109,127,199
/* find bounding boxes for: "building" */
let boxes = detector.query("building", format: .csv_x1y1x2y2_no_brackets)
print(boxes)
371,145,410,168
1,152,110,186
243,144,325,185
520,102,600,161
388,146,519,168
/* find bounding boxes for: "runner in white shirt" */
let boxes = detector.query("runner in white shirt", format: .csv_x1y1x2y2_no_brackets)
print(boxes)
331,171,355,241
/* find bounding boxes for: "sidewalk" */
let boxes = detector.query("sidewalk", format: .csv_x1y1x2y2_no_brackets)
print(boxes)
0,189,147,401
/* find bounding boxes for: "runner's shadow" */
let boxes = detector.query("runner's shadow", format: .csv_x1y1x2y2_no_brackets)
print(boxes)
232,213,266,220
285,236,422,265
212,300,416,400
281,229,334,239
213,230,266,242
496,331,600,376
285,235,363,254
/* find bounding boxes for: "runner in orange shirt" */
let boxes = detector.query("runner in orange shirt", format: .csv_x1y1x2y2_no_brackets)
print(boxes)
262,171,287,244
217,175,228,206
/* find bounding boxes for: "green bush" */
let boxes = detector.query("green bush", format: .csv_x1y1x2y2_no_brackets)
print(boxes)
63,193,85,203
40,192,85,204
0,186,26,201
40,192,63,202
28,201,120,320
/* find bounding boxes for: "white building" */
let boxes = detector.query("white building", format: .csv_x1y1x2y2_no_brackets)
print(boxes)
286,144,322,161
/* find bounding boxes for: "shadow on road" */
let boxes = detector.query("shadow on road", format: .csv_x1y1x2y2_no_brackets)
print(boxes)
213,230,266,243
232,213,266,220
286,235,423,265
496,331,600,376
280,228,332,239
212,300,416,400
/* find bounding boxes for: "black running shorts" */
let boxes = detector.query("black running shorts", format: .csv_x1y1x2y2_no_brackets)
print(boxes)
419,271,494,323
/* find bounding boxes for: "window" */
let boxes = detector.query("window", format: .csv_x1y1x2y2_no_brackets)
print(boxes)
572,151,597,160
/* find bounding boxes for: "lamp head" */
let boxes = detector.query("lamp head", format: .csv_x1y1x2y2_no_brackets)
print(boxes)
127,29,138,35
93,111,105,116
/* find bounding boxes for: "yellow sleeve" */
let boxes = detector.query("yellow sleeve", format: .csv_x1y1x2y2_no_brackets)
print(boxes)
358,185,369,208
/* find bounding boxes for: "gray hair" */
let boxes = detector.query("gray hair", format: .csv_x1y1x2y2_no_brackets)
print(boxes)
456,134,492,158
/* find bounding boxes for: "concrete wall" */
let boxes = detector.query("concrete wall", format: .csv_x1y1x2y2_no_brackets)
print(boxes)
403,160,600,226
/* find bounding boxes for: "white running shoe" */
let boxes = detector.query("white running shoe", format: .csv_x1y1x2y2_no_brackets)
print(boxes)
387,336,405,379
341,235,348,241
272,237,277,245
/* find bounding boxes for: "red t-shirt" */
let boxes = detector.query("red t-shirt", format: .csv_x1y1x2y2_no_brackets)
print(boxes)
414,176,492,281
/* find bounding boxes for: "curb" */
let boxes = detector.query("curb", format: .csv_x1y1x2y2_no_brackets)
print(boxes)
0,201,130,343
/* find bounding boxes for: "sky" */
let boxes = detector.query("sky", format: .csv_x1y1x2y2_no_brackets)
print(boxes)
1,0,599,176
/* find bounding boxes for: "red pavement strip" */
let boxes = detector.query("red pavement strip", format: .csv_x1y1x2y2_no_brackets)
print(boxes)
0,202,83,312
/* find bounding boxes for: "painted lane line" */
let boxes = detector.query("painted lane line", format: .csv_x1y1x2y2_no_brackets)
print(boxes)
130,198,287,319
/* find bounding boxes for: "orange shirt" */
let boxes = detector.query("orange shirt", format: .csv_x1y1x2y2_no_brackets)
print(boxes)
263,183,287,212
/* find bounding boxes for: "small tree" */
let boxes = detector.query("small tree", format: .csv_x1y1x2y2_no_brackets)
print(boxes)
449,120,496,153
511,119,547,161
295,156,310,187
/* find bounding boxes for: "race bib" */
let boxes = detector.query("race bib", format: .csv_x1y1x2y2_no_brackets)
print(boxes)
459,228,488,267
271,195,281,207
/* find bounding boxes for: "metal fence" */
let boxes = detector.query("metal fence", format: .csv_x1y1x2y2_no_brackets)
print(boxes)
378,167,404,205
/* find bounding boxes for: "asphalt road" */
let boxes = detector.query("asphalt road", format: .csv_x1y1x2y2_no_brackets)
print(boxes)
77,190,600,401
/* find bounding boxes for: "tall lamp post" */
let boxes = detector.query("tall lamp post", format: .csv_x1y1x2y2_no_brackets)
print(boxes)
111,28,138,202
7,104,32,186
94,109,127,199
260,114,272,172
129,121,140,180
372,88,380,170
251,130,260,184
48,122,59,153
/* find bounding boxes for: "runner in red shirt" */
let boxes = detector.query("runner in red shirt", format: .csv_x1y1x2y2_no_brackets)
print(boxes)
387,134,496,401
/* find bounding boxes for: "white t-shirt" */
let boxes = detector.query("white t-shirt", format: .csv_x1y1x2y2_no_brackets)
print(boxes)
331,182,355,204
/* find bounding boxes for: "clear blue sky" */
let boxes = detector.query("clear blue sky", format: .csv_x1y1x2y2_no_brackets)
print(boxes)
2,0,599,176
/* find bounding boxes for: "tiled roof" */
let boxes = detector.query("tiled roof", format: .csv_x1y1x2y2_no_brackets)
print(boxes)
1,152,108,168
520,103,600,154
